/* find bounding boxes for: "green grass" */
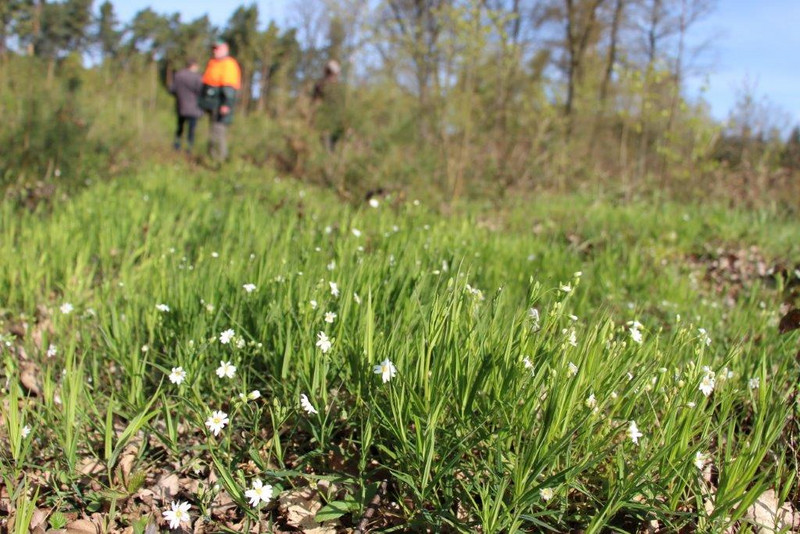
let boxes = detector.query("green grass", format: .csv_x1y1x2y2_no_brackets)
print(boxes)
1,163,798,532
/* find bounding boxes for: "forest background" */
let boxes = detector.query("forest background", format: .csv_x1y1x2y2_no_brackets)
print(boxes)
2,0,799,208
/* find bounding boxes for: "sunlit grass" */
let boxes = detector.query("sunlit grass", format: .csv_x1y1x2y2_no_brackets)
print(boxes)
1,163,798,532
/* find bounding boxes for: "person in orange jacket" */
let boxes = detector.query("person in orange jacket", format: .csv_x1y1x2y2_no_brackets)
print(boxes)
199,39,241,162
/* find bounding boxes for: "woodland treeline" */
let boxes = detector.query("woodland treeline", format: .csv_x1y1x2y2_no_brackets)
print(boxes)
2,0,799,205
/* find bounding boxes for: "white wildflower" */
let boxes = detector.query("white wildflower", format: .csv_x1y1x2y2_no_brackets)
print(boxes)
243,283,257,293
329,281,340,297
60,302,74,315
528,308,539,330
629,326,643,345
628,420,643,445
564,328,578,347
627,320,643,330
722,368,734,380
156,303,170,312
373,358,397,383
567,362,578,377
316,331,332,353
216,360,236,379
310,300,318,309
369,198,380,208
245,480,273,508
353,292,361,304
539,487,554,501
205,410,229,436
698,328,712,347
219,329,235,344
465,284,485,301
163,500,191,530
324,311,337,324
300,393,318,415
694,451,708,470
46,344,57,358
21,425,31,439
748,377,759,390
699,374,715,397
168,367,186,385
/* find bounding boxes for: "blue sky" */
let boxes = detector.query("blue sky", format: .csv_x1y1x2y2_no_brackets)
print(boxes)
113,0,800,129
114,1,291,28
687,0,800,129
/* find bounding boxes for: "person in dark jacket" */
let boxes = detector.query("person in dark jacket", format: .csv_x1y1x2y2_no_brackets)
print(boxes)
199,40,241,162
170,58,203,152
312,60,346,151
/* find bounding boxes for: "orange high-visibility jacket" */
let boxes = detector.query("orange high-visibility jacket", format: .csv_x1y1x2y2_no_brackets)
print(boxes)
202,57,241,89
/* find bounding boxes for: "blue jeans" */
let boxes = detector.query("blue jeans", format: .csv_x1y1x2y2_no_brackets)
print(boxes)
175,116,198,149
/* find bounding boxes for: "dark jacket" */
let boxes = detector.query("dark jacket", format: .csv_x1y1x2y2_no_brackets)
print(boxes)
312,77,346,136
170,68,203,118
200,56,241,125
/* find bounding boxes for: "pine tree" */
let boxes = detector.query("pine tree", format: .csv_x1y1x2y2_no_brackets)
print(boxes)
97,0,121,60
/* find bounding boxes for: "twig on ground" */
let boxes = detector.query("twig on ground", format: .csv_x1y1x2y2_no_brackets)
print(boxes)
354,479,388,534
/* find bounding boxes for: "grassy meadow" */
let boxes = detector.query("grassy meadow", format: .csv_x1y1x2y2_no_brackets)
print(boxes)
1,163,799,533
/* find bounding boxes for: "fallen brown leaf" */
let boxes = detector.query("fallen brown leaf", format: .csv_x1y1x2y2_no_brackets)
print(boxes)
32,315,54,350
744,489,799,533
20,362,41,396
134,488,155,506
779,309,800,334
77,458,104,477
278,487,337,534
209,489,236,518
30,508,49,530
155,473,180,501
118,450,137,485
9,322,27,339
65,518,99,534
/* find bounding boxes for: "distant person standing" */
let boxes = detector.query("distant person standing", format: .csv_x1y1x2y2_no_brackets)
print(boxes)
169,58,203,153
199,40,241,162
312,60,346,151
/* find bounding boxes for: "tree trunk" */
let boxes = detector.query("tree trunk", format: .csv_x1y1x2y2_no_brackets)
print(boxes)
599,0,624,105
150,59,157,112
29,0,43,56
239,66,250,114
564,0,606,136
257,64,269,113
564,0,576,118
